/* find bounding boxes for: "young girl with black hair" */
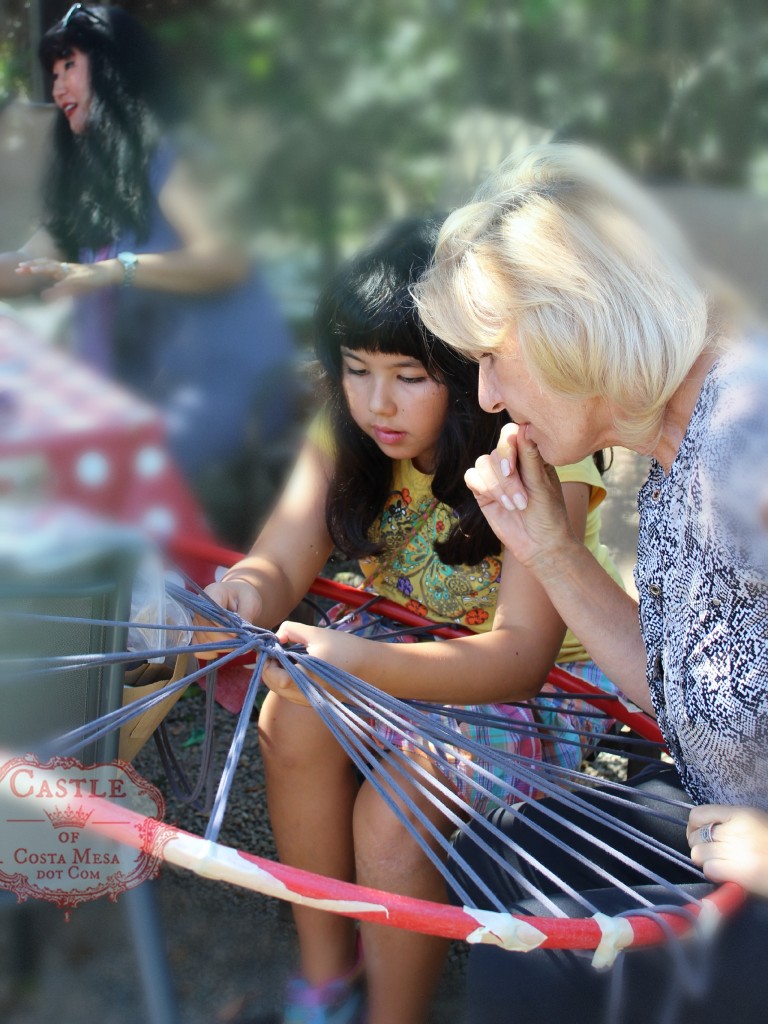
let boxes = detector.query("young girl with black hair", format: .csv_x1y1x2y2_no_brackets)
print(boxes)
0,5,295,531
200,216,622,1024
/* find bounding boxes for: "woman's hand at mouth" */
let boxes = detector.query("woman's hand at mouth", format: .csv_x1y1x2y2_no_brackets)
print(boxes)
465,422,578,578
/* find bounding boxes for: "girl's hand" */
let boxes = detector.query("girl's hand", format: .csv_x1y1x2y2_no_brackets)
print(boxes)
261,621,367,704
465,422,578,578
688,805,768,897
275,620,367,677
193,580,264,660
260,658,312,705
16,257,119,299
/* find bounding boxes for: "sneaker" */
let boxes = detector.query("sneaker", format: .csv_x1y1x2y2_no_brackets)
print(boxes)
282,974,366,1024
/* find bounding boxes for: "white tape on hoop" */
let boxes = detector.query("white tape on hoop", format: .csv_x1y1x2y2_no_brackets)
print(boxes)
464,907,547,952
167,835,389,917
696,895,724,939
590,913,634,969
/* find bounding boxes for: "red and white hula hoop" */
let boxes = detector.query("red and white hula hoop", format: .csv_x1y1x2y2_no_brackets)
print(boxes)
12,776,746,965
0,539,747,968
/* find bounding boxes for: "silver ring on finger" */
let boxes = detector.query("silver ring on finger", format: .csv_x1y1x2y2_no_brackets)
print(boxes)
700,822,716,844
60,262,70,276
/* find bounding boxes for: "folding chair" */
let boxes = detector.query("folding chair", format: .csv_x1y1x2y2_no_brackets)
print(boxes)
0,509,179,1024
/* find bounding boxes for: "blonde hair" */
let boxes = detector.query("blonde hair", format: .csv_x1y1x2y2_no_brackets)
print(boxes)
414,143,715,445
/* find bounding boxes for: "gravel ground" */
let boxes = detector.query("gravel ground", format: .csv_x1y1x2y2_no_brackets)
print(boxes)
0,682,468,1024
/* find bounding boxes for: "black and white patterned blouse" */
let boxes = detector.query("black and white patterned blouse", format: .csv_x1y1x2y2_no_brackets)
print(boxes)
636,339,768,809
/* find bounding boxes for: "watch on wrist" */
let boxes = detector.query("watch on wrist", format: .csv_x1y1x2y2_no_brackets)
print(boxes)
116,251,139,288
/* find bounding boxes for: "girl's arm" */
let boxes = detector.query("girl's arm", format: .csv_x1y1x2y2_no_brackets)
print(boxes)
15,160,248,300
463,421,650,712
266,481,590,705
197,439,336,641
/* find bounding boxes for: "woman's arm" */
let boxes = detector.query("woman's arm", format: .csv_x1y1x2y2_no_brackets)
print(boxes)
464,422,652,714
265,481,589,705
688,804,768,898
196,439,336,643
15,160,248,300
116,159,249,292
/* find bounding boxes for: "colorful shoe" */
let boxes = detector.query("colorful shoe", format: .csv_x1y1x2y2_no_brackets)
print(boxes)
282,973,366,1024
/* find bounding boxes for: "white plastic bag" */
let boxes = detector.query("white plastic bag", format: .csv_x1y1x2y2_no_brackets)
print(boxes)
128,551,192,663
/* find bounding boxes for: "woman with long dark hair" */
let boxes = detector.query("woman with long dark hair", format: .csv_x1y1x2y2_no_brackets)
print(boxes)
0,5,296,529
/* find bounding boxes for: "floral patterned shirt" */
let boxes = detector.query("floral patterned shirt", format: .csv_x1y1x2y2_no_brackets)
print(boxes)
358,456,617,660
359,458,502,631
310,412,618,653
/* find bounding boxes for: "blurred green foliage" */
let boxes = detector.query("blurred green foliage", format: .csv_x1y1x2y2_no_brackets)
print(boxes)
3,0,767,317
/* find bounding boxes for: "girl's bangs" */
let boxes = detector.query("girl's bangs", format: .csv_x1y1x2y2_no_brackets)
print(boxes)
334,303,431,363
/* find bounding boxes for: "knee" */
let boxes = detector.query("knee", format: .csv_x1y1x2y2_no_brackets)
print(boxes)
353,785,428,880
258,693,339,774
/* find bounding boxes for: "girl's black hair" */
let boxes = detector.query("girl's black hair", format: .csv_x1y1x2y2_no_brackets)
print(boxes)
316,216,507,567
38,5,181,259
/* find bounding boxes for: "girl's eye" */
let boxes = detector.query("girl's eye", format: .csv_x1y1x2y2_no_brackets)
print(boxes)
399,375,427,384
343,364,367,377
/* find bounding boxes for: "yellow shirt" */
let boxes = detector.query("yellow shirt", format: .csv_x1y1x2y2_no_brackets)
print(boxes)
310,415,623,661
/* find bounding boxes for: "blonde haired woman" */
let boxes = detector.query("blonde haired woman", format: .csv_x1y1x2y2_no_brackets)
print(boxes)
414,143,768,1023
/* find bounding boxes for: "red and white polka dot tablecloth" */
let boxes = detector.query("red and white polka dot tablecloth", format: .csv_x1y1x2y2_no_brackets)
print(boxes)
0,313,214,544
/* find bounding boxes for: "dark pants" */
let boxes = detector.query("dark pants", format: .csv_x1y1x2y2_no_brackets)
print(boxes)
450,767,768,1024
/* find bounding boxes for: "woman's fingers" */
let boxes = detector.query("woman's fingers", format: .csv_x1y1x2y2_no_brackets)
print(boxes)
16,254,61,272
687,805,768,897
687,804,731,843
16,258,69,283
17,258,116,299
467,422,557,510
465,422,573,570
473,422,526,505
493,422,529,509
